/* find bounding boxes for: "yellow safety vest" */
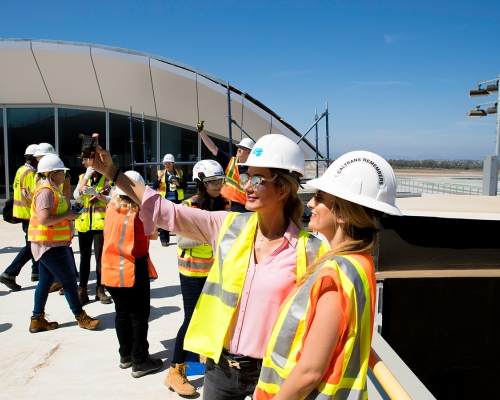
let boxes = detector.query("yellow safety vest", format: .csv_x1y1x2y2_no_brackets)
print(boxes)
184,212,330,363
75,174,109,232
221,156,247,205
12,165,37,220
177,243,214,278
157,168,184,200
28,184,71,242
256,254,373,400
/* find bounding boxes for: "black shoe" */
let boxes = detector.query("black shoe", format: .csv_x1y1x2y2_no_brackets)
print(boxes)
131,356,163,378
31,274,39,282
0,274,21,291
119,355,133,369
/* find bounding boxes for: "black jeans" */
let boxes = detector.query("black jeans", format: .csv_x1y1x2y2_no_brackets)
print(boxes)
203,352,262,400
107,258,150,365
4,220,39,277
77,230,103,288
171,273,207,365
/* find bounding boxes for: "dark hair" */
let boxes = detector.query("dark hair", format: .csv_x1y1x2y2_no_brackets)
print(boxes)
196,181,227,211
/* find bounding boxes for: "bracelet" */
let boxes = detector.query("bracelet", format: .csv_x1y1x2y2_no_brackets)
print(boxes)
112,168,121,184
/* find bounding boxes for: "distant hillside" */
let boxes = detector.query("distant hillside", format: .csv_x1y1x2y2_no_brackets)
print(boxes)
388,159,487,170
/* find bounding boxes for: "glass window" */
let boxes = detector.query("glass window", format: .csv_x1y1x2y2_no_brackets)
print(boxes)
109,113,157,183
7,108,55,195
0,109,4,198
58,108,106,186
160,122,199,181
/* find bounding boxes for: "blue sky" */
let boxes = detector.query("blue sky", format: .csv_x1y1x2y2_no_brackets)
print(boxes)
2,0,500,160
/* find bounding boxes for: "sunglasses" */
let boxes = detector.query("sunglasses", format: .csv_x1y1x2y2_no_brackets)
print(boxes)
239,174,274,191
204,179,224,188
313,190,334,207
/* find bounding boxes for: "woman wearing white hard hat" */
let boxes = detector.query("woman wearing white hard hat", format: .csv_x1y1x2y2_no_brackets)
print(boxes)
254,151,402,400
101,170,162,378
153,153,187,246
28,155,100,333
165,160,229,396
88,133,329,398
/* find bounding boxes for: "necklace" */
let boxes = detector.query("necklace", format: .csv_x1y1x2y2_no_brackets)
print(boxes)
255,228,283,251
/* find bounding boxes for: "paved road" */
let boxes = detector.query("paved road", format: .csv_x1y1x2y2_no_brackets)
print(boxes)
0,219,207,399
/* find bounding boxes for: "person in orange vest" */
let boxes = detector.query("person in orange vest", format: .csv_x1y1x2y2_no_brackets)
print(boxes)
197,121,255,212
152,153,186,246
101,170,163,379
164,160,229,396
28,155,100,333
253,151,403,400
0,144,40,291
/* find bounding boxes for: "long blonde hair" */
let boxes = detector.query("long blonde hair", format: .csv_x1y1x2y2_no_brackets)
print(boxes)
37,171,64,198
297,195,378,285
270,169,304,230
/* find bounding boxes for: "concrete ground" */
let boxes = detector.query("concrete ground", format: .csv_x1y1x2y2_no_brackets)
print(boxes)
0,219,207,399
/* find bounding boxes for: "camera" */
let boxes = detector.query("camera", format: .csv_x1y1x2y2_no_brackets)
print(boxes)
89,188,110,204
168,175,178,191
71,203,84,214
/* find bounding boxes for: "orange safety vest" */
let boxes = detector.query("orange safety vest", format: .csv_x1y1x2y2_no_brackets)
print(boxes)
101,205,157,288
28,184,71,242
221,156,247,205
255,254,375,400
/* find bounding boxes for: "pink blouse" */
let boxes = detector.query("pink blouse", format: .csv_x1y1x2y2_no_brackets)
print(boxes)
141,187,301,358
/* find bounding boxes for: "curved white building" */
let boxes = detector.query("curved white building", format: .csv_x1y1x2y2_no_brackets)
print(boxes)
0,38,319,198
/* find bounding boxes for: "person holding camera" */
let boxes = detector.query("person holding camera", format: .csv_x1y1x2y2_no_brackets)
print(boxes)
72,151,112,304
28,155,100,333
152,154,186,247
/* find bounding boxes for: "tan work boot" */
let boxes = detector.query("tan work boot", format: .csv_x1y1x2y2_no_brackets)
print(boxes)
75,310,100,330
95,285,112,304
49,282,62,293
78,287,90,304
29,314,58,333
164,363,196,396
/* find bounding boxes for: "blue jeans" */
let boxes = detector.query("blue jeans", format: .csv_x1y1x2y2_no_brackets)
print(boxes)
171,273,207,365
33,246,82,317
203,353,262,400
4,220,39,277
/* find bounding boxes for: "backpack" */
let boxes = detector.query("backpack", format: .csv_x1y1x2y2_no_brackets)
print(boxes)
3,198,22,224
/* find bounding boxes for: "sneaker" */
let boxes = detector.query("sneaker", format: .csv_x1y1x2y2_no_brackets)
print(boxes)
49,282,62,293
131,356,163,378
31,274,39,282
120,355,133,369
58,288,64,295
75,310,100,330
161,242,169,247
164,363,196,395
95,285,112,304
0,274,21,291
78,287,90,305
29,314,58,333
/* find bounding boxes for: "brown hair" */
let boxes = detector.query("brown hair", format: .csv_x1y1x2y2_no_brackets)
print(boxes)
297,195,377,285
270,168,304,230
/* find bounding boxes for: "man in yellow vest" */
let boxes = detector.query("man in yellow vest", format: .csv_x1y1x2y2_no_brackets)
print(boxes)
152,153,186,246
197,121,254,212
0,144,40,291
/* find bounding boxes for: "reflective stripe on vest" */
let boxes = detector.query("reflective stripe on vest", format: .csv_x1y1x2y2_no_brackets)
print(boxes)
27,184,71,242
101,206,136,288
157,168,184,200
177,244,214,277
13,165,36,219
75,175,109,232
184,212,330,363
256,255,372,400
220,156,247,205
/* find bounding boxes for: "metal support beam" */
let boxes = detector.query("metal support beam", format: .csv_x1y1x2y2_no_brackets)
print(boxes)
226,82,233,156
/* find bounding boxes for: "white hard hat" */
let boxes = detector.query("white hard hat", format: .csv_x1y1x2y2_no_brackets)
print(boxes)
192,160,225,182
307,151,402,216
240,134,306,177
115,170,145,196
37,155,69,173
34,143,58,157
238,138,255,150
25,144,39,156
162,154,175,163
